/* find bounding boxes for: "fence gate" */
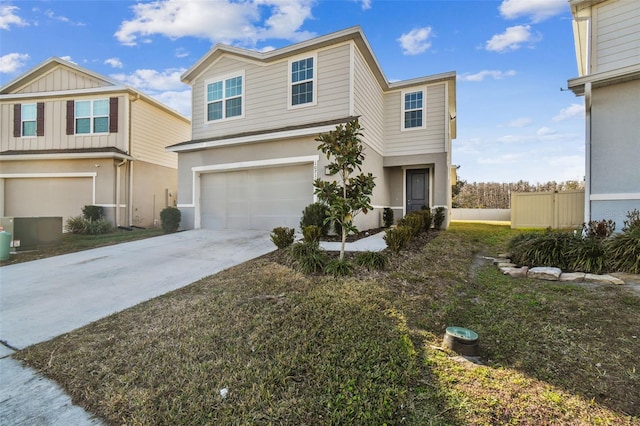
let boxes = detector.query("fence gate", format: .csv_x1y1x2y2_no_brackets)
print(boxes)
511,190,584,229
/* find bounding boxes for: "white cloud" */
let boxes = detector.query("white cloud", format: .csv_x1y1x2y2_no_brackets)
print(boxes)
458,69,517,82
359,0,372,10
499,0,568,23
104,58,123,69
175,48,189,58
478,152,525,164
115,0,315,47
59,56,75,63
486,25,536,53
110,68,188,92
397,27,433,55
44,9,85,26
537,126,556,136
0,5,28,30
149,90,192,118
0,52,29,73
507,117,533,128
552,103,584,121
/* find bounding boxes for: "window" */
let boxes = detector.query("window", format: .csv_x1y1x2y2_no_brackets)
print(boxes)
75,99,109,134
289,56,316,107
21,103,37,136
206,74,243,122
402,90,425,129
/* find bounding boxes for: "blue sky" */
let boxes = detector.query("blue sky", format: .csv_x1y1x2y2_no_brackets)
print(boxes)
1,0,585,184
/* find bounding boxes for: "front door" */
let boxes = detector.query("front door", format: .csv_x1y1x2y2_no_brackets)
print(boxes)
406,169,429,213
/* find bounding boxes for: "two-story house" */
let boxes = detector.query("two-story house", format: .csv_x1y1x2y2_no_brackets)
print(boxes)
0,57,190,228
168,26,456,232
568,0,640,228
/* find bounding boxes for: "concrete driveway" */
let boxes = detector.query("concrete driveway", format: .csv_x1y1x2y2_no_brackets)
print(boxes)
0,229,273,425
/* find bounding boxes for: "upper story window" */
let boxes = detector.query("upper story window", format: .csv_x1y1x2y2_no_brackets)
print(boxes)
402,90,425,130
289,55,316,108
21,103,37,136
206,73,244,122
75,99,109,134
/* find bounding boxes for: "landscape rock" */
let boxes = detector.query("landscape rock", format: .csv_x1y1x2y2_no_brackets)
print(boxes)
584,274,625,285
498,253,511,259
528,267,562,281
611,272,640,284
559,272,586,282
497,262,517,268
493,258,511,265
501,266,528,278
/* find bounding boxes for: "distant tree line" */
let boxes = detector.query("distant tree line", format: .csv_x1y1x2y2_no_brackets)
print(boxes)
452,179,584,209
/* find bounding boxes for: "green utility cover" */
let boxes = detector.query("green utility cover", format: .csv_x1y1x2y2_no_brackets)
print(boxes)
446,326,478,342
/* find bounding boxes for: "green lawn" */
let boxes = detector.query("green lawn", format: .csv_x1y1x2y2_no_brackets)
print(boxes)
15,223,640,425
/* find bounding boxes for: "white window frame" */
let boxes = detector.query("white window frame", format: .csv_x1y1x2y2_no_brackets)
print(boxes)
204,70,245,123
21,103,37,137
401,88,426,131
75,99,109,135
288,53,317,109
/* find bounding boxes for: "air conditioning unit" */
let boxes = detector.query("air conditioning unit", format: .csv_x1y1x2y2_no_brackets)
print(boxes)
0,217,62,251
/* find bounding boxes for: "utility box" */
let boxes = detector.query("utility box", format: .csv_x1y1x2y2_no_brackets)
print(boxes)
0,217,63,251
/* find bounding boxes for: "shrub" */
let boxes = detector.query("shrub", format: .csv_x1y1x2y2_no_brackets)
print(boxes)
83,219,113,235
66,216,86,234
606,229,640,274
569,236,608,274
583,219,615,238
159,207,181,233
508,230,577,270
417,208,433,231
82,205,104,221
622,209,640,233
300,202,330,236
325,259,354,277
433,206,446,229
270,227,295,249
302,225,322,245
403,213,424,237
289,241,327,274
384,226,412,253
354,251,389,271
382,208,394,228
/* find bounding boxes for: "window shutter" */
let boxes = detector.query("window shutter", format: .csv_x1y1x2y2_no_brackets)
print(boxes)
36,102,45,136
109,97,118,133
13,104,21,137
66,100,74,135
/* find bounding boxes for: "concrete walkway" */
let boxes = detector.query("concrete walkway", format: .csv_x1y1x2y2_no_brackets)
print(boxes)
0,229,274,425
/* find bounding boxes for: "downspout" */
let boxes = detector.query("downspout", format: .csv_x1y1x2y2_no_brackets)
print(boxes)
128,93,140,227
116,159,127,226
584,82,592,224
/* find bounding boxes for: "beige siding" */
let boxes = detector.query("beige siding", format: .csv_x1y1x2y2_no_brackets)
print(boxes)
190,44,352,142
1,95,127,152
16,66,107,94
383,83,446,156
593,0,640,73
130,98,186,169
353,45,385,155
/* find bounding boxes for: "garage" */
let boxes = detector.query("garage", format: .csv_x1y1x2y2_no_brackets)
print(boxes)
200,164,314,230
3,177,93,224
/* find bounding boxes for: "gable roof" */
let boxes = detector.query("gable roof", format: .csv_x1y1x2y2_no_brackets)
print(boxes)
0,57,190,123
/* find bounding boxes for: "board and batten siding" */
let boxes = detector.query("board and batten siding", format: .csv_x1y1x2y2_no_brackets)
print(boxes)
130,98,186,169
16,66,106,94
190,44,352,142
593,0,640,73
383,82,446,157
1,95,126,152
353,44,385,155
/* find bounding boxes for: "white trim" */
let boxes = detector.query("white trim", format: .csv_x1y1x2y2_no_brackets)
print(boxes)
204,69,246,124
167,123,339,152
287,53,318,110
349,42,355,117
0,152,133,161
177,204,195,208
1,172,97,205
400,87,426,131
590,193,640,201
192,155,319,173
95,204,127,208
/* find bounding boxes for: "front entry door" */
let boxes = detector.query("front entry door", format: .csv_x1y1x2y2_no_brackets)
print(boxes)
406,169,429,213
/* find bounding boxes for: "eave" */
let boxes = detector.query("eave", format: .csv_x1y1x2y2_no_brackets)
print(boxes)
568,64,640,95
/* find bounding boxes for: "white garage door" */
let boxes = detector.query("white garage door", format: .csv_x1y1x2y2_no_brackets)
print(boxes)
4,177,93,224
200,164,314,230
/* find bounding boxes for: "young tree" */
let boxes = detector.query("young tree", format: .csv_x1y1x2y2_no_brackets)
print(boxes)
314,118,376,260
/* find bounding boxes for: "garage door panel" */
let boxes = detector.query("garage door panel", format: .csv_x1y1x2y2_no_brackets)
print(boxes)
200,164,313,231
4,178,92,224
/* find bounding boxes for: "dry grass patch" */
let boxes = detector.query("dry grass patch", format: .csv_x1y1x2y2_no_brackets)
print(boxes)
14,223,640,425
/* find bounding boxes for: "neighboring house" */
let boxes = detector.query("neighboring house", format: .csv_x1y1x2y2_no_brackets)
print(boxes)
568,0,640,228
168,26,456,231
0,57,190,229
